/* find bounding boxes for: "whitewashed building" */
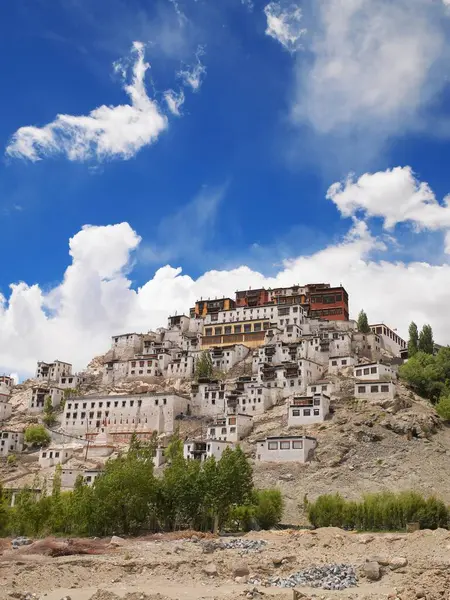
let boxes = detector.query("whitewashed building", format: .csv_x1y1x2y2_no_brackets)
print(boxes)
207,344,249,372
307,380,335,396
0,376,14,395
59,374,84,389
0,431,24,457
39,445,75,468
36,360,72,382
190,379,227,417
256,435,317,463
370,324,407,357
0,396,12,421
328,355,356,374
288,393,330,427
29,386,64,413
207,413,253,443
165,352,195,378
183,439,234,462
353,362,394,381
354,380,396,400
63,392,189,437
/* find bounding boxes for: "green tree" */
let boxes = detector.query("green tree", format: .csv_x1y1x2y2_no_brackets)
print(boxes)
43,397,57,427
435,396,450,421
357,310,371,334
408,322,419,357
253,489,283,529
419,324,435,355
399,352,444,401
195,351,213,379
24,425,51,448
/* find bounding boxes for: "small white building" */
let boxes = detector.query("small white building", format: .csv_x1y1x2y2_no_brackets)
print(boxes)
288,393,330,427
207,344,249,372
165,353,196,378
59,374,84,389
59,467,103,491
190,379,227,417
307,380,334,396
353,362,394,381
328,355,356,374
0,375,14,395
111,333,143,352
183,439,234,462
39,445,75,468
29,386,64,413
354,380,396,400
0,396,12,421
127,356,162,378
0,430,24,457
85,431,115,458
36,360,72,382
207,413,253,443
256,435,317,463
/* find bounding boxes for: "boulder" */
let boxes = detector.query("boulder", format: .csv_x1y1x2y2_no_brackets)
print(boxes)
109,536,125,547
203,563,218,577
363,561,381,581
370,555,390,566
233,563,250,578
235,576,248,584
202,541,217,554
389,557,408,570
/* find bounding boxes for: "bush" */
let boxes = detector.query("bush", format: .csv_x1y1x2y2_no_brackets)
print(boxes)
435,396,450,421
307,491,449,531
253,489,283,529
24,425,50,448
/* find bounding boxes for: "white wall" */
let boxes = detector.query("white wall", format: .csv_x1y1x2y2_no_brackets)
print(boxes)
354,363,393,381
256,436,316,463
288,394,330,427
328,356,355,374
0,431,24,457
354,381,396,400
0,399,12,421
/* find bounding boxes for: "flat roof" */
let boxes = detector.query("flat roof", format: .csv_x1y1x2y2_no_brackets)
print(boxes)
256,435,317,442
355,379,394,384
354,362,389,368
69,392,190,400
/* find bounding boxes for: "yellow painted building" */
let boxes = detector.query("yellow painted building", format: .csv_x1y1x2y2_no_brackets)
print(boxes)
202,319,271,349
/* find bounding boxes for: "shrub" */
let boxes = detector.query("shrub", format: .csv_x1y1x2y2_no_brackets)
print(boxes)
24,425,50,448
253,489,283,529
436,396,450,421
306,491,449,531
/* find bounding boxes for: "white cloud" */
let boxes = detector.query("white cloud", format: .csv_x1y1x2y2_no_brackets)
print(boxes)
293,0,449,142
3,184,450,376
177,45,207,91
327,166,450,233
6,42,168,162
164,89,185,116
264,2,306,53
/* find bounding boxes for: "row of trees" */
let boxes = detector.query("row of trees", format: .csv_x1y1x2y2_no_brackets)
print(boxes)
0,437,283,538
307,491,449,531
408,322,434,357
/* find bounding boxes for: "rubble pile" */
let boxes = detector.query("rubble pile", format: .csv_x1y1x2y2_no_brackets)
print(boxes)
249,564,358,591
221,539,267,552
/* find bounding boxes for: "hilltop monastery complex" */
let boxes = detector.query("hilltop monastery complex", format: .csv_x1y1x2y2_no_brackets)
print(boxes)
0,283,407,494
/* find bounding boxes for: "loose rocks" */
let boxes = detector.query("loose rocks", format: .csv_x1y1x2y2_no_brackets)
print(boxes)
248,564,357,591
222,539,267,553
109,536,125,547
363,561,381,581
203,563,218,577
390,557,408,570
233,564,250,578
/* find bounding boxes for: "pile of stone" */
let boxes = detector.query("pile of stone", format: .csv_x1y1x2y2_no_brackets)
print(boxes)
11,537,32,549
222,539,267,552
248,564,357,591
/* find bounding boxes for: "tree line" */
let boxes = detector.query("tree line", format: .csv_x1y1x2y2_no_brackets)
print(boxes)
0,436,283,538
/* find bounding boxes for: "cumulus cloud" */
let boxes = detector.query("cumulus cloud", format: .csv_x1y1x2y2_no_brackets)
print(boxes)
6,42,168,162
293,0,449,143
177,45,207,91
264,2,306,52
3,171,450,376
327,166,450,233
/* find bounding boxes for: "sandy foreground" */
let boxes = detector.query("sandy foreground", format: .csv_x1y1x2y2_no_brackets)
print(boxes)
1,529,450,600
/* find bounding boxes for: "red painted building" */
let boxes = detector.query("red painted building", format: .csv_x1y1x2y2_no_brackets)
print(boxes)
308,286,349,321
235,288,270,307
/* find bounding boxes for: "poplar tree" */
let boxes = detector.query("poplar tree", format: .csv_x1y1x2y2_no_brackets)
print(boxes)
419,324,434,355
357,310,371,334
408,322,419,357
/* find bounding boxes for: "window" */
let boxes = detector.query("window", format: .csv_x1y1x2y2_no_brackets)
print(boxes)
55,452,60,458
370,385,379,393
268,441,278,450
209,428,215,436
292,409,300,416
303,409,311,416
155,399,159,406
356,369,362,377
244,324,251,333
310,386,316,393
214,327,222,335
221,427,227,434
371,367,377,374
358,386,366,393
292,440,303,449
65,413,70,419
331,360,337,366
342,360,347,366
313,409,320,416
224,326,232,335
280,441,290,450
205,328,212,336
254,322,262,332
234,325,242,333
313,398,320,406
163,398,167,405
230,427,236,433
363,368,370,375
381,385,390,393
290,380,295,387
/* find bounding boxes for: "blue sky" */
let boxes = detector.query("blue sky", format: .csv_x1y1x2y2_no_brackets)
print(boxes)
2,0,450,376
